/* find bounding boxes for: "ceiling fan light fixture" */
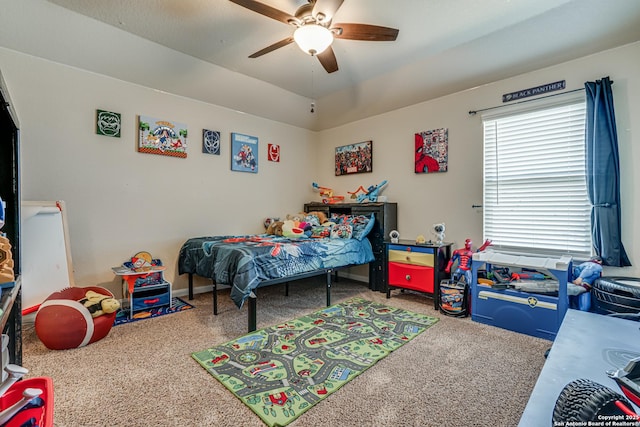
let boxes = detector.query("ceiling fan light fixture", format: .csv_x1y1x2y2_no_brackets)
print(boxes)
293,24,333,56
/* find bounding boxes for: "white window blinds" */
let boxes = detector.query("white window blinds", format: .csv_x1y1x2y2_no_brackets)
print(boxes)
482,99,592,257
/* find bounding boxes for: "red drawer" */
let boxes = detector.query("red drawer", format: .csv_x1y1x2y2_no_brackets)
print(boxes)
388,261,434,293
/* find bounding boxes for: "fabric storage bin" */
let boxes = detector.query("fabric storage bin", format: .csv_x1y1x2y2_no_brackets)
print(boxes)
131,284,171,312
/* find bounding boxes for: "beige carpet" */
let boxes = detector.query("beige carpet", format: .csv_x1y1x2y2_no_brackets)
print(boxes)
22,278,550,426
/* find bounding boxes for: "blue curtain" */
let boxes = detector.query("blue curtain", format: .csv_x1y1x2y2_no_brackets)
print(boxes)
584,76,630,266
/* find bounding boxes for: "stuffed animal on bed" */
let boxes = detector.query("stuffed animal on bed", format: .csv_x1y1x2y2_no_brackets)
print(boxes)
282,220,312,238
303,211,328,226
266,221,284,236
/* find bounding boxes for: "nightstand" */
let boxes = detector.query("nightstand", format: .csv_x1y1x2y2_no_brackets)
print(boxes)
386,240,452,309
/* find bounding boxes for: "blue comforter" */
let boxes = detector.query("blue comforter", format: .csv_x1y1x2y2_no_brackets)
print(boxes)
178,234,374,308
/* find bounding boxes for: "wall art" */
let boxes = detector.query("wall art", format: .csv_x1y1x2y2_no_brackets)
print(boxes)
415,128,448,173
231,132,258,173
138,115,187,158
96,109,121,138
267,143,280,162
335,140,372,176
202,129,221,155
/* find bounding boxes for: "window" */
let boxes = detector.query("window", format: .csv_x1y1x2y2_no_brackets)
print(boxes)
482,96,592,257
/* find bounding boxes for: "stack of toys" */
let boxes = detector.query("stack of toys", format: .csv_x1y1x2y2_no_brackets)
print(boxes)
0,196,14,285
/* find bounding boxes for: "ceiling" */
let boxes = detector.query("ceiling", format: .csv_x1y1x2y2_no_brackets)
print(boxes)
21,1,640,129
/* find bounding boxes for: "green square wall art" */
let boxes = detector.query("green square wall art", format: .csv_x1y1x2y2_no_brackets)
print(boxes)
96,109,121,138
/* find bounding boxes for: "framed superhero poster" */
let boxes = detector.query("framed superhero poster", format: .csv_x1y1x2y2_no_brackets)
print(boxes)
415,128,448,173
335,141,372,176
231,132,258,173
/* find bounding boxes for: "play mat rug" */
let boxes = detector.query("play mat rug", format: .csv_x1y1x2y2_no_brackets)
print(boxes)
192,297,439,427
114,297,194,325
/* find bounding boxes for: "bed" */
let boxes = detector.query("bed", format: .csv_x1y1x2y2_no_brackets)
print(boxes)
178,210,383,332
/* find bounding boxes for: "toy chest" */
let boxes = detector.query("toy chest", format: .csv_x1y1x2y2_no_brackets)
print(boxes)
471,251,572,340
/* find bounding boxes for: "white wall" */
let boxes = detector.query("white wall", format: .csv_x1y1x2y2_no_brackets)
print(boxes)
0,47,317,296
2,41,639,300
316,41,640,278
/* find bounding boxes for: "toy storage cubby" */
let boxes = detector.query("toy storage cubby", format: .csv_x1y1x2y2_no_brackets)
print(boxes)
113,259,172,319
470,251,572,340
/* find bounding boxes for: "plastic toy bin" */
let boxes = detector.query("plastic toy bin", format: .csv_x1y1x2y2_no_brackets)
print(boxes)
470,251,572,341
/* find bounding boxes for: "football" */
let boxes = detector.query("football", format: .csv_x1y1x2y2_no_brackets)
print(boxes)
35,299,95,350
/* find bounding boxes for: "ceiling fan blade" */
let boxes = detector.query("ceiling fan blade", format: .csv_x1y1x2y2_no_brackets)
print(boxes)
312,0,344,24
249,37,294,58
332,23,399,41
229,0,296,25
317,46,338,73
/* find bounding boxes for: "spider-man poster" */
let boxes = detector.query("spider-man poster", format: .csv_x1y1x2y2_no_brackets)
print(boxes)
415,128,448,173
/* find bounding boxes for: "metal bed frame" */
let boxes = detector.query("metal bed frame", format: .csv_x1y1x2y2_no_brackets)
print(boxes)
187,266,353,332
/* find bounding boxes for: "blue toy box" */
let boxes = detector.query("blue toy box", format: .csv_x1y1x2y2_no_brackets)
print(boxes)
471,251,572,340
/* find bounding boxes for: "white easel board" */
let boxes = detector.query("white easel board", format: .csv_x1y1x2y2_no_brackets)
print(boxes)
21,201,75,313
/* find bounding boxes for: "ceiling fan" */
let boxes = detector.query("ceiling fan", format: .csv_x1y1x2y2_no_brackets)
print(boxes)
229,0,399,73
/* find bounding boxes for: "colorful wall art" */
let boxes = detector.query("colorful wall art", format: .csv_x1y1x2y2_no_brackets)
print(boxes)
231,132,258,173
335,141,372,176
415,128,448,173
138,115,188,158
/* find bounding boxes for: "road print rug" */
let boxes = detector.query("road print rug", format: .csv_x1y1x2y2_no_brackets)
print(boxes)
192,297,439,426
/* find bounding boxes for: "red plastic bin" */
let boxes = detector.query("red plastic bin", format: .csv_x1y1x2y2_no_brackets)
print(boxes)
0,377,54,427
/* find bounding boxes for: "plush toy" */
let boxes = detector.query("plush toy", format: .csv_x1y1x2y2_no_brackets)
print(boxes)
79,290,121,318
286,213,305,222
282,220,311,238
304,211,328,226
266,221,284,236
263,217,280,230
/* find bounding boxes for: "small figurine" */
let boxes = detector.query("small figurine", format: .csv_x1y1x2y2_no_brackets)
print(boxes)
433,223,445,244
572,256,603,290
445,238,492,285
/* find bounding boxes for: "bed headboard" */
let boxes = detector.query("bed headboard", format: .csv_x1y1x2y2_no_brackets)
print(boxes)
303,202,397,292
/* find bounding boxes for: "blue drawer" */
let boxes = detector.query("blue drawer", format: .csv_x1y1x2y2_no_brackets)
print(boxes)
131,285,170,312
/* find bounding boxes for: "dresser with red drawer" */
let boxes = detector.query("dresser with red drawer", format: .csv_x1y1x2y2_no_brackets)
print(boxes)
386,240,452,309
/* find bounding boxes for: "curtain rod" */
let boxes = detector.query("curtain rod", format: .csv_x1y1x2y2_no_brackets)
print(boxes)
469,78,614,116
468,87,586,116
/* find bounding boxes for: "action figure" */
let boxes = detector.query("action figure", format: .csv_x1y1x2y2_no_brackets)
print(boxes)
572,256,603,290
445,238,492,284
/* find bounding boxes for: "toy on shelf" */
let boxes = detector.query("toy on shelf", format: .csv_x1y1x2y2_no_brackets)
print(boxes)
347,180,388,203
433,223,446,244
312,182,344,204
0,196,14,284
